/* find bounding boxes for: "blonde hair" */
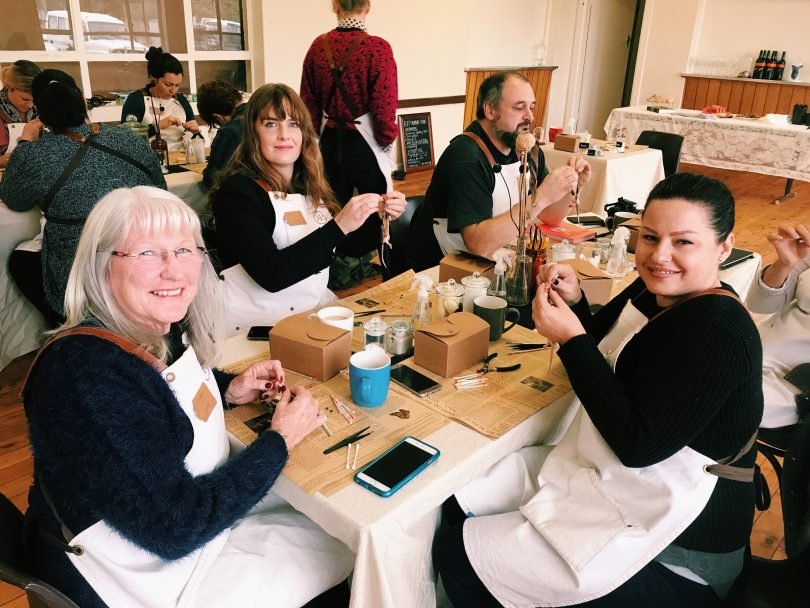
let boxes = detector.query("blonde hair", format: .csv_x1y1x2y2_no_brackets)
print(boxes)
1,60,41,93
60,187,224,367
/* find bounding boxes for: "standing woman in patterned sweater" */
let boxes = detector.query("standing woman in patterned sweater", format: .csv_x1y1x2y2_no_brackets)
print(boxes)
300,0,398,205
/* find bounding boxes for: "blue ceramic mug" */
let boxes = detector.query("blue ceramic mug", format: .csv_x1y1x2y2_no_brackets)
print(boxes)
349,349,391,407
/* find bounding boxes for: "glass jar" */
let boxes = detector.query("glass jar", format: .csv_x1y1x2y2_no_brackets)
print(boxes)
434,278,465,318
362,316,388,350
461,272,491,312
384,320,413,356
550,240,577,262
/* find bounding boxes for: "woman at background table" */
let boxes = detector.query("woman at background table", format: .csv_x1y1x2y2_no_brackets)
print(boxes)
300,0,398,204
197,79,246,188
0,69,164,325
0,59,40,167
435,172,762,607
121,46,199,150
211,83,406,335
23,186,352,608
746,223,810,444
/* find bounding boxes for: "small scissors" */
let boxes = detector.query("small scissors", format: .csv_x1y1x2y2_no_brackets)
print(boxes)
478,353,521,374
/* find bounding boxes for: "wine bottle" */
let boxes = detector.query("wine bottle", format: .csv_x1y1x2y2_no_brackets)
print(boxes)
775,51,786,81
765,50,777,80
752,50,766,79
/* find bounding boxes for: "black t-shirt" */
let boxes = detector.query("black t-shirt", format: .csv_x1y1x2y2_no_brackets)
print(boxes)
406,121,547,271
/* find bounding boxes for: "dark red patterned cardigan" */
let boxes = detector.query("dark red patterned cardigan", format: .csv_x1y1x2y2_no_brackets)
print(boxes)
300,28,399,146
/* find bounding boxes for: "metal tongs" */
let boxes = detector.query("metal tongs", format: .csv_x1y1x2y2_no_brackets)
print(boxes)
379,194,392,268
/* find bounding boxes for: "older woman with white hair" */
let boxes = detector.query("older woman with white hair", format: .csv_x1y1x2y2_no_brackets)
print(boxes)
22,186,353,608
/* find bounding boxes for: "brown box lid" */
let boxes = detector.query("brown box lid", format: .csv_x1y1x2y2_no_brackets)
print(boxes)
413,312,489,377
269,313,351,381
561,258,613,305
439,253,495,283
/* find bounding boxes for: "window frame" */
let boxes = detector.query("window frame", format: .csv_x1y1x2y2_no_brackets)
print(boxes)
0,0,253,100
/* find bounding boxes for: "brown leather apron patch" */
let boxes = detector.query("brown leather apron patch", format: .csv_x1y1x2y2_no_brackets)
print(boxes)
283,210,307,226
193,383,217,422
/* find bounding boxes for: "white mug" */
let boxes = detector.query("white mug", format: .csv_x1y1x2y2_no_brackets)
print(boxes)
311,306,354,332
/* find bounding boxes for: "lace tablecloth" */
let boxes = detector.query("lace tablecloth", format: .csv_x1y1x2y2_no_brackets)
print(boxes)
605,106,810,181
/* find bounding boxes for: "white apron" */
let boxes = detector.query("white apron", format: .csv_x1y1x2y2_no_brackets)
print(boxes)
457,299,723,607
65,343,353,608
759,269,810,428
66,345,231,608
142,95,186,150
433,159,522,258
221,191,336,336
354,111,394,193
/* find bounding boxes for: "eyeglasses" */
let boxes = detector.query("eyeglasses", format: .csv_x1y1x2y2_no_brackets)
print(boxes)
111,247,207,268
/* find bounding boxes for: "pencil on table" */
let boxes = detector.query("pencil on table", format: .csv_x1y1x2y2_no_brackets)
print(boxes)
322,421,333,437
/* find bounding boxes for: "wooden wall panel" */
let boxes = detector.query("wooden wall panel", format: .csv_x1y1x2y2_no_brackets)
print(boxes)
463,67,556,131
682,76,810,117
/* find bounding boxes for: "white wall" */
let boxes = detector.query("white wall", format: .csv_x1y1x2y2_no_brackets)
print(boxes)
253,0,548,159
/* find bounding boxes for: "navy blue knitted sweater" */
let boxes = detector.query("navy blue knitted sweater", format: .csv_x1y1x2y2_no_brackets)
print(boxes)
24,334,287,607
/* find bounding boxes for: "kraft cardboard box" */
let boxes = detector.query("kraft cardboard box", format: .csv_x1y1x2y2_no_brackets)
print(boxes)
553,134,581,153
561,258,613,306
439,253,495,283
269,313,351,381
413,312,489,378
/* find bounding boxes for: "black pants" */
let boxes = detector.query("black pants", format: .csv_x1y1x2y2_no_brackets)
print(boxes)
320,127,387,205
434,499,721,608
8,249,63,328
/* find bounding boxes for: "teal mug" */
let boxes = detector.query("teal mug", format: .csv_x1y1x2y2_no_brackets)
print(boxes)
349,349,391,407
473,295,520,341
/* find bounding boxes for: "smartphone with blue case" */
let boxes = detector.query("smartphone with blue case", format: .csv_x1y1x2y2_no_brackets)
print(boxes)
354,436,440,497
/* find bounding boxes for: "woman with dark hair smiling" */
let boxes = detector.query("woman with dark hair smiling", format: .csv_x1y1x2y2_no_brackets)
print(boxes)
210,83,406,335
121,46,199,149
436,173,763,608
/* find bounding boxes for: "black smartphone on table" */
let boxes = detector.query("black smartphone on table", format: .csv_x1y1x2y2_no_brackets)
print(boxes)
390,365,441,397
354,436,440,497
247,325,273,341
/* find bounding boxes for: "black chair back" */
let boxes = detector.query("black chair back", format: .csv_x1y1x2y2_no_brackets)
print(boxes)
382,195,423,281
0,493,79,608
635,130,684,178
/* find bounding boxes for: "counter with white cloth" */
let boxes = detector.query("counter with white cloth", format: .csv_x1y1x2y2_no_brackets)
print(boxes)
220,256,762,608
543,141,665,214
604,106,810,182
0,171,210,371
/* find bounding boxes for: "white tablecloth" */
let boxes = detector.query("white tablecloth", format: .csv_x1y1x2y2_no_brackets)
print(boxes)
543,143,665,214
221,257,761,608
0,172,209,371
604,106,810,182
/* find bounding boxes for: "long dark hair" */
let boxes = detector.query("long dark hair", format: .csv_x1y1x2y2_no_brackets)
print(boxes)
31,69,87,132
211,83,339,215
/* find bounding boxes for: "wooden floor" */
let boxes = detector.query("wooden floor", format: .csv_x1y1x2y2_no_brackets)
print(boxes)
0,163,803,605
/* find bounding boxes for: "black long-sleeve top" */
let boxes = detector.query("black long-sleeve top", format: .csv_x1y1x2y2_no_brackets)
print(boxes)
212,174,380,291
559,278,763,556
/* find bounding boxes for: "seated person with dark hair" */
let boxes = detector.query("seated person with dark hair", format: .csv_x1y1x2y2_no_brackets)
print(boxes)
407,71,591,271
197,80,246,188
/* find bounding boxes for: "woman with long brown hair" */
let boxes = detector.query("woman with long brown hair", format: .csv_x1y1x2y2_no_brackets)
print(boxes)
211,83,405,335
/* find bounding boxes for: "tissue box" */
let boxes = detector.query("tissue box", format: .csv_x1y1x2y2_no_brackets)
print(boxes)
561,258,613,306
269,313,351,381
553,134,581,153
413,312,489,378
439,253,495,283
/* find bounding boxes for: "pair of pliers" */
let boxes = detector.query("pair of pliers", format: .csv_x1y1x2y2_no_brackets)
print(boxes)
478,353,521,374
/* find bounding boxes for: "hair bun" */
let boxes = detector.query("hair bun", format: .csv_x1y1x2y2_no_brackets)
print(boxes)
145,46,164,61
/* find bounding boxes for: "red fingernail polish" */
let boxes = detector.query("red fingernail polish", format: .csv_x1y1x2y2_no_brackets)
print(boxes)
265,382,273,389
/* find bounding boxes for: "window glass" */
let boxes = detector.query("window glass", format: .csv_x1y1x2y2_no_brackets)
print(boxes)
88,60,190,96
77,0,186,54
0,1,71,51
191,0,245,51
195,60,248,92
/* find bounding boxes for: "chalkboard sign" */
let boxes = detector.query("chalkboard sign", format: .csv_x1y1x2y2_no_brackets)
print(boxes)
398,112,435,173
